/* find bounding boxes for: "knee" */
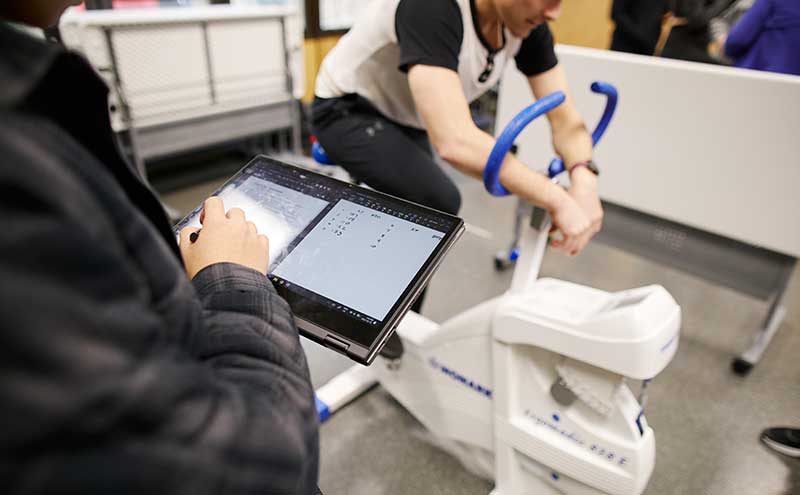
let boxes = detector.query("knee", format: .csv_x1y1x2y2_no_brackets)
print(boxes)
430,183,461,216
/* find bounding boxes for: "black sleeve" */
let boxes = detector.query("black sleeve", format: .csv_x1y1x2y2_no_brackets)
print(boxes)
514,23,559,76
396,0,463,72
0,118,318,494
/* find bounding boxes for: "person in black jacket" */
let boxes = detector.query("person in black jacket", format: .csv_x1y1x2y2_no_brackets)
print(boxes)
661,0,734,64
610,0,668,55
0,2,319,494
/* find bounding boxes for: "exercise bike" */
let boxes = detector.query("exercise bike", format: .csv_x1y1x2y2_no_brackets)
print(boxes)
315,83,682,495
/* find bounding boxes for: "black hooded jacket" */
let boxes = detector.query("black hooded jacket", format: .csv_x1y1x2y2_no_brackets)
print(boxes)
0,22,319,494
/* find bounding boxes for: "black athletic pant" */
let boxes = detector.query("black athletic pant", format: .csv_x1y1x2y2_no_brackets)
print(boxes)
312,94,462,313
311,94,461,215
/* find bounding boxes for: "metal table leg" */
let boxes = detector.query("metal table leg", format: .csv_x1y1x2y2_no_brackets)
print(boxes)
732,258,796,375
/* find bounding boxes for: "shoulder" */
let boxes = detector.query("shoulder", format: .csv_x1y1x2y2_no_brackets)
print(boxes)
396,0,463,28
514,24,558,77
0,111,114,224
0,112,83,189
519,23,555,51
396,0,464,71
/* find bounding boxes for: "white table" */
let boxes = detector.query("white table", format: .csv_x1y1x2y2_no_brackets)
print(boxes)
60,5,304,174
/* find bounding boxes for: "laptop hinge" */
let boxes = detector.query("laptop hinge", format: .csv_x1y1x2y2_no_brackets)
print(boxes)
323,334,350,353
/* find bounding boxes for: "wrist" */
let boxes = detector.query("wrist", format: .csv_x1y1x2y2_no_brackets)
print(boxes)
544,182,570,211
568,159,599,177
192,262,274,295
569,165,598,188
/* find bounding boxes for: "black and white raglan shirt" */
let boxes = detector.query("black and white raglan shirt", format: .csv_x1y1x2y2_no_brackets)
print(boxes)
315,0,558,129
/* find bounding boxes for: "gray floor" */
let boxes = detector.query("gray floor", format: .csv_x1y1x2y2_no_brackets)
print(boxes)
163,155,800,495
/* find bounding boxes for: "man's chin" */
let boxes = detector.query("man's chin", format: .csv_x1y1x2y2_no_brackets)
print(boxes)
511,26,535,38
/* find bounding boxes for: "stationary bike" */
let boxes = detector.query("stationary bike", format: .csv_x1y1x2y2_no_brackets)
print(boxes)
315,83,681,495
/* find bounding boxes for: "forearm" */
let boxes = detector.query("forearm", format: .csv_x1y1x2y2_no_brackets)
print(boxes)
409,65,568,210
2,257,317,494
553,120,599,191
551,119,592,170
437,122,568,210
2,256,318,493
4,262,318,494
191,262,313,379
527,65,596,188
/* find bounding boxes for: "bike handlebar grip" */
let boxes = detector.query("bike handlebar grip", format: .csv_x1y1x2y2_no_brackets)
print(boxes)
547,157,564,178
590,81,617,146
545,81,618,178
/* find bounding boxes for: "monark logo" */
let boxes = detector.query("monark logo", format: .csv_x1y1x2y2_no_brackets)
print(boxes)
428,357,492,398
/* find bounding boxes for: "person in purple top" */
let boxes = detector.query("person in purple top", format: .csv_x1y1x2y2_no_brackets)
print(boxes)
724,0,800,75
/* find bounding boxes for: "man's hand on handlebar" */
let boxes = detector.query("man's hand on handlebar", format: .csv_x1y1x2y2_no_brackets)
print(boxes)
548,169,602,256
564,167,603,254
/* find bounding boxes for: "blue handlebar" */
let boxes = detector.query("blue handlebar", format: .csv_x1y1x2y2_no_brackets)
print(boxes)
483,92,565,196
547,82,618,177
589,81,618,145
484,81,618,196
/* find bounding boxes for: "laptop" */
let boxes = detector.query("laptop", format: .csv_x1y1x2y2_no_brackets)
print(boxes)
174,155,464,365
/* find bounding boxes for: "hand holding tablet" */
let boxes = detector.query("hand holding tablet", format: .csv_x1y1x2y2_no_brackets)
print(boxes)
179,197,270,280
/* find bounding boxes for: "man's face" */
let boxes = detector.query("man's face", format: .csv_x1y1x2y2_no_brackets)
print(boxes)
496,0,562,38
1,0,84,28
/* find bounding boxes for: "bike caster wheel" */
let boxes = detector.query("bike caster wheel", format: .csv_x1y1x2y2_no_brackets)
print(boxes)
494,250,518,271
731,357,754,376
495,254,512,271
